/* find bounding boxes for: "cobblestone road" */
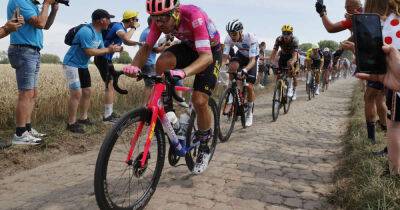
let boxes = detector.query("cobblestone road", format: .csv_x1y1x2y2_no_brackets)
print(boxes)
0,79,356,210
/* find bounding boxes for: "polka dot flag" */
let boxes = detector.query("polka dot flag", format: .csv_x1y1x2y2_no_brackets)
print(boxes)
383,13,400,49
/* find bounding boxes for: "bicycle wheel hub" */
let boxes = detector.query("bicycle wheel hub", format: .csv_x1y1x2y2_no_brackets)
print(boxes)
132,152,150,178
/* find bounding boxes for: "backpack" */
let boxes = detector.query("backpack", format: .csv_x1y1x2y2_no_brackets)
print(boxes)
64,24,87,46
101,22,117,41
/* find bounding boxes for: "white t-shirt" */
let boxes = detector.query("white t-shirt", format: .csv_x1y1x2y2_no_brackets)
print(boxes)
223,32,259,58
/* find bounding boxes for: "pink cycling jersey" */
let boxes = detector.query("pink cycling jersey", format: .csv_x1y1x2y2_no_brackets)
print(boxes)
146,4,220,53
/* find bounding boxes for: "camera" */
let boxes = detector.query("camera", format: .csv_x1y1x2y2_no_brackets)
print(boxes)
55,0,70,6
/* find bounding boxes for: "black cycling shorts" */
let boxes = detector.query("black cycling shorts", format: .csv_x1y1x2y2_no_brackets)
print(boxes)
387,90,400,122
229,51,257,84
78,68,91,89
367,80,384,91
279,53,293,69
165,43,222,96
94,56,114,89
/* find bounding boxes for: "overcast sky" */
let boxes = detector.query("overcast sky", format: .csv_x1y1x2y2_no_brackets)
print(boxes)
0,0,353,59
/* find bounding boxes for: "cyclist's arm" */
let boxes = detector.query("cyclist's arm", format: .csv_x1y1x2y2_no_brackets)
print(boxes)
244,56,256,71
131,44,152,68
321,15,348,33
270,49,278,65
183,52,213,77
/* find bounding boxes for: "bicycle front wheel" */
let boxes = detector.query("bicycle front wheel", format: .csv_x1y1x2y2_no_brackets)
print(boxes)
217,88,237,142
94,108,166,210
185,97,219,172
283,82,291,114
272,81,282,122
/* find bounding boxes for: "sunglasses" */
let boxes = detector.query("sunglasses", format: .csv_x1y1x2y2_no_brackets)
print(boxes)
151,11,173,23
282,32,292,36
228,31,240,36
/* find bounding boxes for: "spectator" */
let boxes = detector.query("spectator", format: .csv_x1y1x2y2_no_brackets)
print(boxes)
94,10,142,124
317,0,387,144
357,0,400,175
63,9,122,133
7,0,59,145
139,17,169,104
0,13,24,149
256,42,269,88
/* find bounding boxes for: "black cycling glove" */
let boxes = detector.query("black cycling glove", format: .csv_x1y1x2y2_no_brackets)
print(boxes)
315,0,326,17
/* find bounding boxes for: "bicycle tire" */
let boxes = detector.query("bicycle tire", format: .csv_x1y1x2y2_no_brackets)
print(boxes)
94,108,166,210
283,81,291,114
272,81,281,122
217,88,237,142
185,97,219,172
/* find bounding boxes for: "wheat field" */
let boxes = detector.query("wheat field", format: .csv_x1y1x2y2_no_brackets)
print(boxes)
0,64,145,129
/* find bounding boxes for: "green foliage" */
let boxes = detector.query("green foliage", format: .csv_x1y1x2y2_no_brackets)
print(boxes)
299,43,313,52
41,53,61,64
0,51,9,64
318,40,340,51
113,51,132,64
329,85,400,209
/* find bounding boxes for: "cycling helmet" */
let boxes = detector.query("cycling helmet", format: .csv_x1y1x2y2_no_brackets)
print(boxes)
281,24,294,33
312,44,319,49
323,47,330,52
123,10,139,20
146,0,180,15
226,19,243,33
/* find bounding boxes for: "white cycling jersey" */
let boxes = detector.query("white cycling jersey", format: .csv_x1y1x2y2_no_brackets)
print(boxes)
223,32,259,58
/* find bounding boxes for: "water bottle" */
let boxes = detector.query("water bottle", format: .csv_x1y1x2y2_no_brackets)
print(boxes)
165,111,180,132
177,113,190,145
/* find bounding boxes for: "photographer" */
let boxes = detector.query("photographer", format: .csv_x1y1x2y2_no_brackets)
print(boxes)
63,9,122,134
7,0,59,145
94,10,142,124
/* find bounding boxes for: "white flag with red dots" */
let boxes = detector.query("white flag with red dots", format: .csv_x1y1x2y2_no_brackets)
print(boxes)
382,13,400,49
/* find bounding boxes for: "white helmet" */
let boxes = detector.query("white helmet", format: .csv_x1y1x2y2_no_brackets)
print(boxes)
323,47,330,52
226,19,243,33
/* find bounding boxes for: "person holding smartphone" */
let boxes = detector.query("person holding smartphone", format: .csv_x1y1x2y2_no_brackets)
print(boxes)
7,0,59,145
356,0,400,176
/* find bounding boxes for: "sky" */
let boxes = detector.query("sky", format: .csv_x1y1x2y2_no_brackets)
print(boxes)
0,0,353,59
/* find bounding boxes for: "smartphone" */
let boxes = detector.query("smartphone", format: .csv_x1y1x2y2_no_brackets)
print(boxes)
352,14,386,74
12,7,20,22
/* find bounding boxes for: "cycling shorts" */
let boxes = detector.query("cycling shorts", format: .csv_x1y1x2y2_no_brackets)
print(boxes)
165,43,222,96
229,51,257,84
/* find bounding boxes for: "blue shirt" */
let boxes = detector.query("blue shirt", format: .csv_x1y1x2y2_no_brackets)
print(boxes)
103,22,127,61
140,27,156,65
63,24,104,69
7,0,43,49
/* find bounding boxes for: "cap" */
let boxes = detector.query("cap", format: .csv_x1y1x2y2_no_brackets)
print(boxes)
92,9,115,21
123,10,139,20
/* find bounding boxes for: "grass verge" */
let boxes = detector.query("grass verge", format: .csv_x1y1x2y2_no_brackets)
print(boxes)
329,84,400,209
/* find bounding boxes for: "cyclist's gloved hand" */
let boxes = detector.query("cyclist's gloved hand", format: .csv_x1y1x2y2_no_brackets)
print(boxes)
315,0,326,17
123,65,141,78
170,69,186,80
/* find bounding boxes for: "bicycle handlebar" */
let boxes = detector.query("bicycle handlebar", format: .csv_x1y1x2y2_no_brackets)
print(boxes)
112,71,128,95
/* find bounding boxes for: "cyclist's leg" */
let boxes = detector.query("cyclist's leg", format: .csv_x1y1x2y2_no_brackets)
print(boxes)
244,60,257,127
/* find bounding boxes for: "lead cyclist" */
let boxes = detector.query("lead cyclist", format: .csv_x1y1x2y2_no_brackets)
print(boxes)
123,0,222,174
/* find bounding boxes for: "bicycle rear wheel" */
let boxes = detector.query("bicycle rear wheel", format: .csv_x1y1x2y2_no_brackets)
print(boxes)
217,88,237,142
185,97,219,172
272,81,282,122
94,108,166,210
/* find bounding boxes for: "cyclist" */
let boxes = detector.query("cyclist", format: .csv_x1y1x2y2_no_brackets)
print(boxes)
305,44,324,95
322,47,332,91
123,0,221,174
270,24,299,101
221,19,259,127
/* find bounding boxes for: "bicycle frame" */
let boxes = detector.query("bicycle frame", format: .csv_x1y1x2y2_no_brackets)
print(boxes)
125,82,193,168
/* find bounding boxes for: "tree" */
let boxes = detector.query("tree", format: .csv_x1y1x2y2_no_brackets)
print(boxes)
299,43,313,52
114,51,132,64
41,53,61,64
318,40,339,52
